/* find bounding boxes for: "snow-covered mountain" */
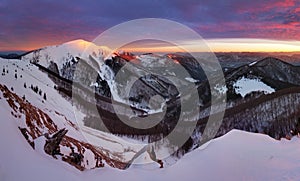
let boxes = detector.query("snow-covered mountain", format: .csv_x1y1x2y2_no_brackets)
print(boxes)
2,39,300,179
22,39,111,72
2,109,300,181
226,57,300,95
0,58,158,170
21,40,191,117
18,40,300,144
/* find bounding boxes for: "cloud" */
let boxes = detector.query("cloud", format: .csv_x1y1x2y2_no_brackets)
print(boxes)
1,0,300,51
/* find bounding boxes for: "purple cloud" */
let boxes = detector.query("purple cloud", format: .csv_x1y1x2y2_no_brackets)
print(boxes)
1,0,300,51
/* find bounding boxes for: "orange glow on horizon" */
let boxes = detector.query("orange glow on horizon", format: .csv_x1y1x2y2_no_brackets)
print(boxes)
205,38,300,52
3,38,300,53
122,39,300,53
1,40,66,52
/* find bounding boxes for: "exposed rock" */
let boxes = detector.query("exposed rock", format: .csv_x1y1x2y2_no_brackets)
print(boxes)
48,61,59,75
44,128,68,158
18,127,35,149
62,146,85,171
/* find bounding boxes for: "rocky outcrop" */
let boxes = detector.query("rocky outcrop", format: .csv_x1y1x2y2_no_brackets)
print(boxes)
44,128,68,158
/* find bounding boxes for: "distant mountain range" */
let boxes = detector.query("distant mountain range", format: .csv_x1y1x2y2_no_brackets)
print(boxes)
1,39,300,170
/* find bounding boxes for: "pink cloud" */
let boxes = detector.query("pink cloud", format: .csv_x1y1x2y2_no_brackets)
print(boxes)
236,0,296,13
198,20,300,40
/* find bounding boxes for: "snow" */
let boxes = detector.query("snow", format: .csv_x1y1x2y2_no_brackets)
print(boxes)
1,105,300,181
214,84,228,94
135,54,169,68
78,125,151,163
0,105,83,180
21,40,168,114
90,82,99,87
0,60,299,179
185,77,198,83
234,77,275,97
0,59,80,138
34,136,47,155
22,39,111,71
0,58,155,165
249,61,257,66
1,46,300,180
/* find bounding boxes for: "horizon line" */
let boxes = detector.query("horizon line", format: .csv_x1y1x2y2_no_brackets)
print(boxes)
1,38,300,53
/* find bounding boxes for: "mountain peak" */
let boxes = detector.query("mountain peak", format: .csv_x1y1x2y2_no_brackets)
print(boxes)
21,39,112,74
61,39,99,51
63,39,92,47
255,57,292,67
43,39,111,54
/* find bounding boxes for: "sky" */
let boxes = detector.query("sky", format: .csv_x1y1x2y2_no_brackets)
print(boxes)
1,0,300,52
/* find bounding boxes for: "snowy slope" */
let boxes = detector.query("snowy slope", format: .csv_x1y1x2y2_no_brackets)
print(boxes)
1,58,300,180
20,40,150,106
234,76,275,97
1,108,300,181
0,58,155,169
135,54,172,68
22,39,111,71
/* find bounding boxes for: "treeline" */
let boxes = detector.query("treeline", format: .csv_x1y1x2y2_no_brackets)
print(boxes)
196,87,300,145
